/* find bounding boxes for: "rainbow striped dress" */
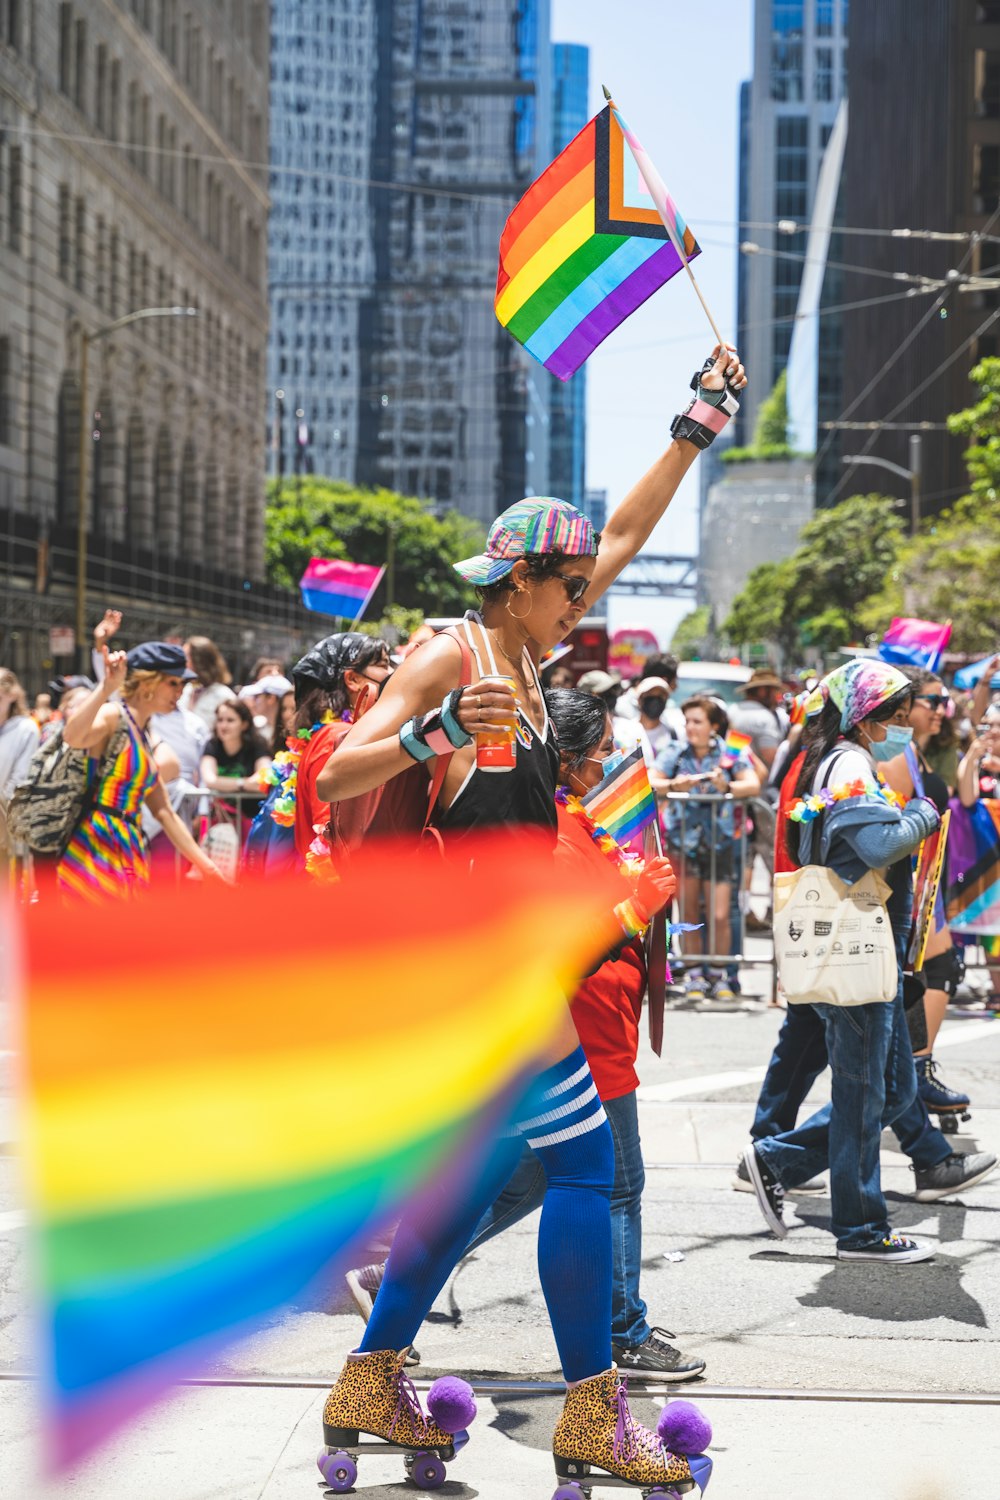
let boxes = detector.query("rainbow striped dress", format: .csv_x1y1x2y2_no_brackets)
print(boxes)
58,709,159,903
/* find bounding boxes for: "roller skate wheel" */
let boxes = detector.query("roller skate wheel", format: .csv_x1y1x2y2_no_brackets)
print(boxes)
552,1486,591,1499
317,1449,357,1492
409,1452,447,1489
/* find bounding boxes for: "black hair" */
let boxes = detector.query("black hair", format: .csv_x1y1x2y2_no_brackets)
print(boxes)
476,544,600,606
544,688,609,774
784,682,914,865
897,664,956,756
681,694,729,736
896,665,942,693
643,653,678,683
292,634,389,732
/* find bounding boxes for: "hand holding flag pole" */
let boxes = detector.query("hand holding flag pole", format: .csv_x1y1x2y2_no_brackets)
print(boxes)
602,85,728,350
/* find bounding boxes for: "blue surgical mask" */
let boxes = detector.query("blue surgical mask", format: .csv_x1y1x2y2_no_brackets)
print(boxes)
867,724,913,762
599,749,625,779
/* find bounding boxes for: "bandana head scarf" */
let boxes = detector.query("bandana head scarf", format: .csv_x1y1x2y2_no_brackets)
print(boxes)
804,659,911,733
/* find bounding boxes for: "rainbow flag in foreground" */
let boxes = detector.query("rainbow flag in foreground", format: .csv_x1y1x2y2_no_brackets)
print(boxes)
877,616,952,674
495,101,699,380
946,795,1000,941
12,838,616,1470
582,746,657,843
299,557,385,620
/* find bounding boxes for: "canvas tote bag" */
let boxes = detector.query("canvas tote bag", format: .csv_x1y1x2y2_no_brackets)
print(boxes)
773,748,896,1006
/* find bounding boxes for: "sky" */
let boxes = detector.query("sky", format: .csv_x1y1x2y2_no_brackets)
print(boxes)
549,0,753,649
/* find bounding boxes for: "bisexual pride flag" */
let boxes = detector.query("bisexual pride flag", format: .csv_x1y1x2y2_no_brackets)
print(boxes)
877,616,952,674
299,558,385,621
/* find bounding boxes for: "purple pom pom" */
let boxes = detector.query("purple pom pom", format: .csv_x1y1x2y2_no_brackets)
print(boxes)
427,1376,477,1433
657,1399,712,1455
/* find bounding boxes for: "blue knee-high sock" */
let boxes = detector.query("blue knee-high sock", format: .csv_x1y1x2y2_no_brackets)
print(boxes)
525,1049,614,1381
360,1131,525,1353
361,1048,614,1383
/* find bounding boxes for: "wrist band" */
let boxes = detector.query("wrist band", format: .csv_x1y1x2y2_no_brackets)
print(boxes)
440,689,472,748
614,897,650,939
672,364,741,449
400,718,436,762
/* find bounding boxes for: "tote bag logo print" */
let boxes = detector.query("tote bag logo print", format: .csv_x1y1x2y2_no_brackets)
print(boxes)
774,863,897,1007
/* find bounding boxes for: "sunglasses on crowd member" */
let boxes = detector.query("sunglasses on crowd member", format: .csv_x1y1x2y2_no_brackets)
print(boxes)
552,571,589,605
915,693,950,710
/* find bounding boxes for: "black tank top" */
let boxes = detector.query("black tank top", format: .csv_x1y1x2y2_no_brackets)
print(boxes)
434,614,560,844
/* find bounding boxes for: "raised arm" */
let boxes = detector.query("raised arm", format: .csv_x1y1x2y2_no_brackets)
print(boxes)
587,344,746,603
62,648,125,753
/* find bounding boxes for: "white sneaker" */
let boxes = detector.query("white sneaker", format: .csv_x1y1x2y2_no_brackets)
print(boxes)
836,1234,935,1264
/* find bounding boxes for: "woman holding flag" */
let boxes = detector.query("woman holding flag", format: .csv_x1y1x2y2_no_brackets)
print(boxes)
316,343,744,1496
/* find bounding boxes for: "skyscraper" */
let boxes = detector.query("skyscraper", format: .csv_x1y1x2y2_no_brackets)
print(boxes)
736,0,848,441
547,42,589,512
268,1,552,528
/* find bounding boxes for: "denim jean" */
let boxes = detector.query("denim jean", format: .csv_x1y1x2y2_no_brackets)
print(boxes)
466,1090,652,1349
754,925,951,1248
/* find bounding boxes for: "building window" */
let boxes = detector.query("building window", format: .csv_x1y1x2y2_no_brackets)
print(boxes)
974,142,1000,210
59,185,72,282
7,144,21,252
74,197,86,292
109,58,121,141
0,336,11,447
5,0,20,50
74,17,87,111
977,3,1000,22
975,50,1000,117
139,94,150,176
775,115,809,218
816,0,835,36
815,45,834,101
96,215,106,309
771,1,804,101
58,3,73,95
95,45,107,132
109,227,119,315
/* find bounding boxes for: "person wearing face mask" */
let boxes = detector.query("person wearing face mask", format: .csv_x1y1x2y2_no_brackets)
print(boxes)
742,661,997,1264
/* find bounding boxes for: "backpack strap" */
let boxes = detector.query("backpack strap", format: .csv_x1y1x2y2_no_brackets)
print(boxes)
422,626,473,834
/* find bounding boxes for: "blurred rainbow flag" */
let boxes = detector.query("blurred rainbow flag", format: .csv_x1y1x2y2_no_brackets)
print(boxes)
582,746,657,843
12,838,616,1469
721,730,753,768
877,616,951,673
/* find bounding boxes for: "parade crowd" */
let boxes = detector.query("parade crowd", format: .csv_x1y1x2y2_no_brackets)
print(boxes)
3,344,999,1497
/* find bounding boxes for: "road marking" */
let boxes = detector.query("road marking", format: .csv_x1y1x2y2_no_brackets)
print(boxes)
638,1018,999,1103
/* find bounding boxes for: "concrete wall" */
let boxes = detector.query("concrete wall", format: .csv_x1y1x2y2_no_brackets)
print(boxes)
699,457,814,627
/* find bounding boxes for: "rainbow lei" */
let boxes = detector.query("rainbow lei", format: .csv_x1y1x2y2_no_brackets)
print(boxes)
787,774,907,824
263,711,335,829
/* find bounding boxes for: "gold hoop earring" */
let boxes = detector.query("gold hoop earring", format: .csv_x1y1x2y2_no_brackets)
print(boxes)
142,690,155,703
506,589,532,622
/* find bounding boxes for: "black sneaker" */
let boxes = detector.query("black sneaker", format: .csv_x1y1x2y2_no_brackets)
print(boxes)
732,1154,826,1196
837,1234,934,1264
611,1327,706,1383
911,1151,998,1203
741,1144,788,1238
344,1262,420,1366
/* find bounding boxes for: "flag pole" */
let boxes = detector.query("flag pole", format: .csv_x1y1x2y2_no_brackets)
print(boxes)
602,86,728,351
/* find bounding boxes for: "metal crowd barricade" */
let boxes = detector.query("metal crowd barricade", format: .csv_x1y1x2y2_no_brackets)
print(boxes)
659,789,777,1002
167,785,265,881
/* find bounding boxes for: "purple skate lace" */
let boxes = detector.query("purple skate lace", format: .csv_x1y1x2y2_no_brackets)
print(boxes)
388,1367,431,1442
612,1374,667,1467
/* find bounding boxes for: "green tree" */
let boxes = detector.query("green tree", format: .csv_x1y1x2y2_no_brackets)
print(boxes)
946,355,1000,505
724,493,905,655
720,369,809,464
265,478,484,618
670,605,713,658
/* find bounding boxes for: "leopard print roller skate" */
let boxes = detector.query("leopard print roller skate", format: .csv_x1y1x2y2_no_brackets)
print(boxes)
551,1366,713,1498
318,1347,476,1493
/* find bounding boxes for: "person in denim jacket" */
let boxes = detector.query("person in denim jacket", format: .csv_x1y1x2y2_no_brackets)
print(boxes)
742,661,997,1263
656,697,760,1003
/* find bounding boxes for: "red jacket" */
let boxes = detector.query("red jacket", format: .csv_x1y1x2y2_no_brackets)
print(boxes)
556,802,647,1102
774,749,806,875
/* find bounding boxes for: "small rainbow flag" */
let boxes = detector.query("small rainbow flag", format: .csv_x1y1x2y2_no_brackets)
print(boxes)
721,729,753,768
299,557,385,620
581,746,657,843
13,838,616,1469
495,101,699,381
877,616,952,674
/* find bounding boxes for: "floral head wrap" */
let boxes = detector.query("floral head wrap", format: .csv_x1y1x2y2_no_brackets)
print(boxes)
803,659,911,733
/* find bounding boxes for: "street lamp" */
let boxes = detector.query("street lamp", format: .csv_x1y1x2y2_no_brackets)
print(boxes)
75,306,197,670
841,433,923,537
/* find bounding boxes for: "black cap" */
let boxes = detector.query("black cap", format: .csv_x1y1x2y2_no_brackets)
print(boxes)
125,641,197,679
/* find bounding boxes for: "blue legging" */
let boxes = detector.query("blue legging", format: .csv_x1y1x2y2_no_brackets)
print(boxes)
360,1047,615,1382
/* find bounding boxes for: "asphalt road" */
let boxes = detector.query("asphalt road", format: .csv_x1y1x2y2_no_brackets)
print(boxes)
3,983,1000,1500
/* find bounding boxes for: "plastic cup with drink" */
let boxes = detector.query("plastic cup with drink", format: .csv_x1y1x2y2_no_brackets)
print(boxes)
475,675,519,773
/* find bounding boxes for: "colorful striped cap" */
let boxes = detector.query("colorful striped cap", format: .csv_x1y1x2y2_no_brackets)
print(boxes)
454,497,598,586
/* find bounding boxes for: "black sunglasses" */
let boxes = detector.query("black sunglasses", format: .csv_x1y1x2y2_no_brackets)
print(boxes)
915,694,949,709
551,570,589,605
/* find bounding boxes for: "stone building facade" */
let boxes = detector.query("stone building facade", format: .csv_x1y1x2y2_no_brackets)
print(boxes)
0,1,284,679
